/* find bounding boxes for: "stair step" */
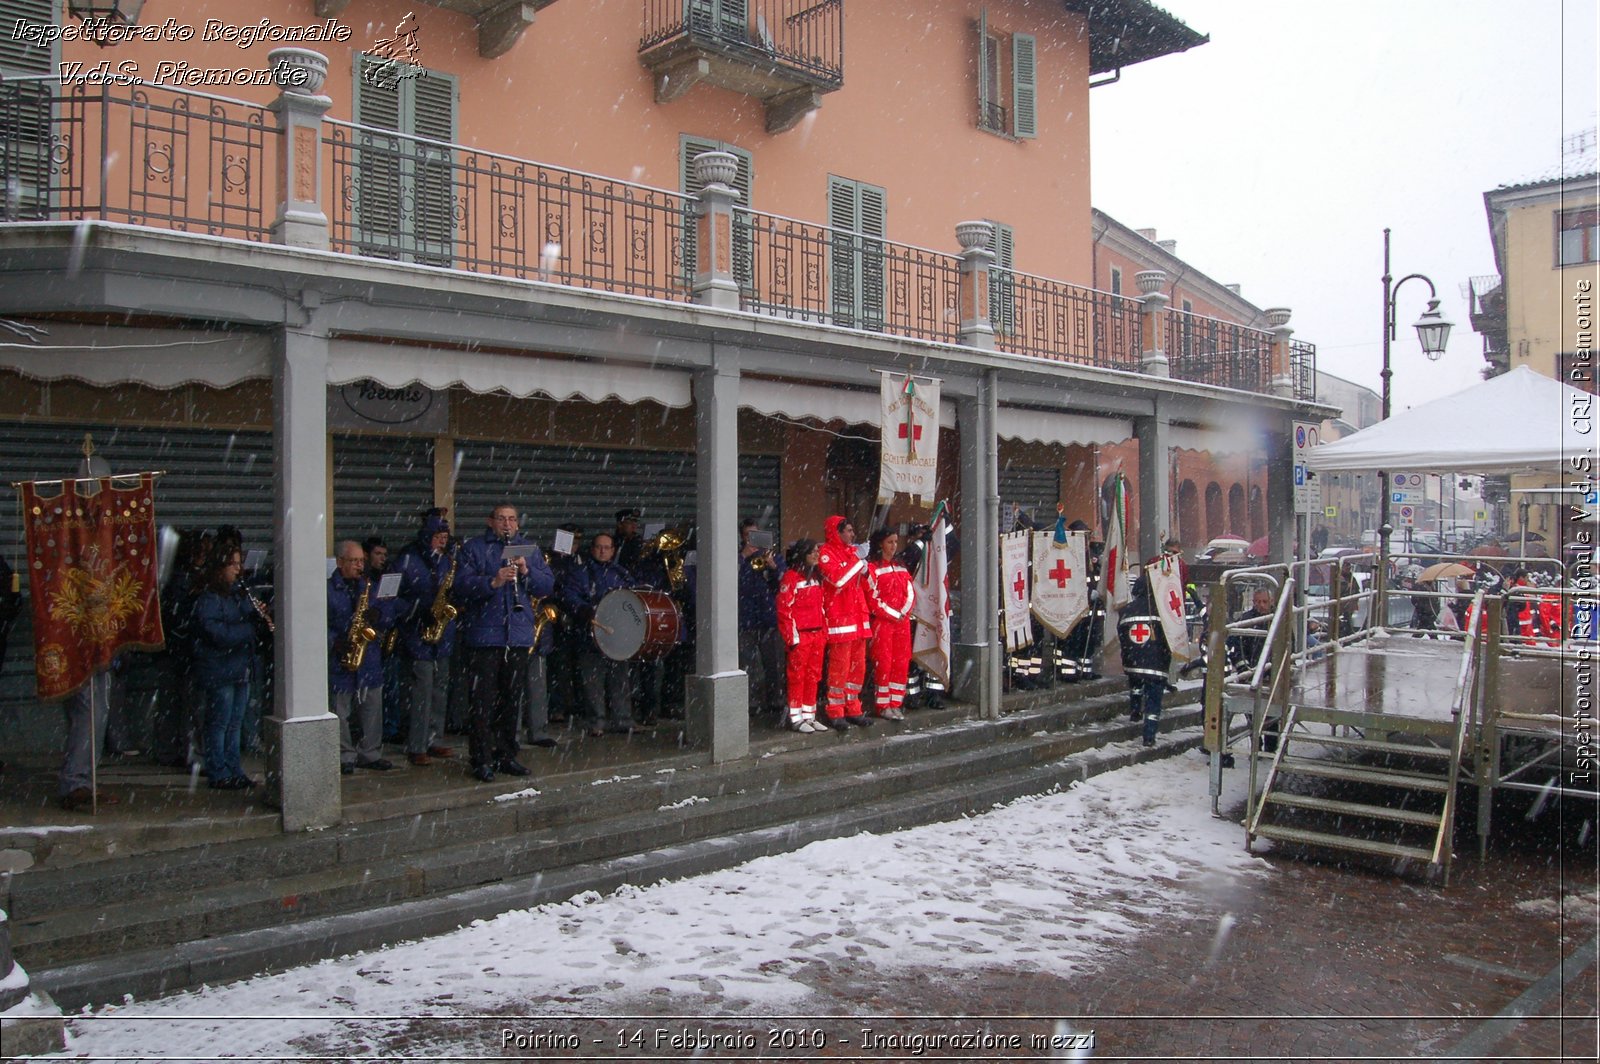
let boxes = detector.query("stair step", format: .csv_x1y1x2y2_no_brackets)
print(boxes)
1292,734,1452,759
1252,824,1439,864
1263,792,1444,827
1287,705,1457,740
1272,757,1451,792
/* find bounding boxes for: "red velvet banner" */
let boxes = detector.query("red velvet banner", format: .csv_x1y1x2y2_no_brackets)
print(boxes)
20,473,165,701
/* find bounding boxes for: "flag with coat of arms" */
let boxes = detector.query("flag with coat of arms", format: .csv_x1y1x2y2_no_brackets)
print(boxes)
910,504,952,685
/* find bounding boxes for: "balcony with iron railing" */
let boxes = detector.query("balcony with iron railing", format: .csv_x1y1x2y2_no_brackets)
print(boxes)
639,0,844,133
0,76,1313,400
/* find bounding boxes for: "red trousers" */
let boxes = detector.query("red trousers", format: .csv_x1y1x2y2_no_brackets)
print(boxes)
870,619,912,712
825,637,867,718
785,630,826,721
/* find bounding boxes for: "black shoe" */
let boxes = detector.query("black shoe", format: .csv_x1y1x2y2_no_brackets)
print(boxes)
1221,753,1236,769
1129,710,1141,722
925,696,944,709
1142,737,1156,748
356,758,394,771
828,717,850,732
529,737,557,748
497,759,531,777
341,763,355,776
848,714,874,728
472,765,496,782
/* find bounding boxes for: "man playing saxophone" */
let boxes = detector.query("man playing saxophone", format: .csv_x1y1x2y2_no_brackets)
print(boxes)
393,511,457,767
328,540,403,774
455,504,556,783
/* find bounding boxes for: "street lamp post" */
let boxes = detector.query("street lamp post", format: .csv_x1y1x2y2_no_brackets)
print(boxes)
1378,228,1453,614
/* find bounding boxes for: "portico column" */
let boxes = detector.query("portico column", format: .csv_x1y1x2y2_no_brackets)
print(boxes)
266,48,332,250
264,324,341,831
1266,420,1296,565
952,370,1001,718
1134,399,1171,562
686,350,749,761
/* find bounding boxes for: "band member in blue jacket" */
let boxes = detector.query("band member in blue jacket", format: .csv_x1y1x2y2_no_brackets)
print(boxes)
455,504,556,782
393,512,457,767
328,541,403,774
562,532,636,737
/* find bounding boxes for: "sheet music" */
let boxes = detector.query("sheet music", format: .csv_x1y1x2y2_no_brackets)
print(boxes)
375,572,402,599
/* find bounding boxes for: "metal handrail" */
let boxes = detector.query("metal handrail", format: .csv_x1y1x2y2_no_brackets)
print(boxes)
1432,590,1487,880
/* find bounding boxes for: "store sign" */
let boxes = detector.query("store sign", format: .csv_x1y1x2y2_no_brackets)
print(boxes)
329,380,448,433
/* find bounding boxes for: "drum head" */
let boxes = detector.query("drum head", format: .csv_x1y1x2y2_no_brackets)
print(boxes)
594,589,647,661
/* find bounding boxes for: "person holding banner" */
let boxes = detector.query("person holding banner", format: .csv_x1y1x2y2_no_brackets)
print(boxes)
776,538,828,733
193,546,265,791
865,528,915,721
1117,573,1172,748
818,515,873,730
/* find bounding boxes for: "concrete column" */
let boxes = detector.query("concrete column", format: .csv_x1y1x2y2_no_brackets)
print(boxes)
265,325,340,831
267,49,333,250
955,221,996,351
1265,420,1296,566
1265,307,1295,398
1137,270,1170,377
687,352,749,761
1134,401,1171,562
952,371,1001,718
689,152,742,311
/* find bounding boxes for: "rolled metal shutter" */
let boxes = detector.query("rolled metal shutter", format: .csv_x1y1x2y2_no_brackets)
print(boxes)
999,465,1060,527
331,434,436,553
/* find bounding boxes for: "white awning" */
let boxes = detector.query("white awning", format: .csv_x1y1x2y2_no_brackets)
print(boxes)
0,324,271,388
996,407,1130,446
739,378,956,426
328,341,692,407
1169,423,1259,456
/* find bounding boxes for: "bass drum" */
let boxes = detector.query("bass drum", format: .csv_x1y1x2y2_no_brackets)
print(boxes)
594,588,681,661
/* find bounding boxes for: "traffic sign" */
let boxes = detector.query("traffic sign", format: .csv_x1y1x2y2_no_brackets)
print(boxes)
1398,504,1416,526
1474,509,1487,522
1324,506,1338,518
1293,420,1322,514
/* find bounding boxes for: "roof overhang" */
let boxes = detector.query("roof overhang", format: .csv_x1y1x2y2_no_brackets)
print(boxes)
1062,0,1209,74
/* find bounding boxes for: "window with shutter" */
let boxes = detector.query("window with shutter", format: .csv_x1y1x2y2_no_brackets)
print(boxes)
679,135,753,293
1011,34,1036,138
351,56,457,265
973,11,1038,140
0,0,57,219
987,221,1015,335
828,175,886,330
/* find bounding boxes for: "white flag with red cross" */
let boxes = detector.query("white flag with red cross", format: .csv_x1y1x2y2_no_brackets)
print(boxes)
1031,529,1088,639
1001,529,1032,651
877,372,940,504
1145,553,1196,663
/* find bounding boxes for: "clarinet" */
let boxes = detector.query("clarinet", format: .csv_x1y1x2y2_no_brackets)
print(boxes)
246,588,275,632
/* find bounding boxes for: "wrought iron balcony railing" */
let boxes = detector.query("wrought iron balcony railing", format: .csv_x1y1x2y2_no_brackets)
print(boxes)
0,77,1315,401
640,0,844,88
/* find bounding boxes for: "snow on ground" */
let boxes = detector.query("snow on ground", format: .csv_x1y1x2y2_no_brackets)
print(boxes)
51,748,1268,1059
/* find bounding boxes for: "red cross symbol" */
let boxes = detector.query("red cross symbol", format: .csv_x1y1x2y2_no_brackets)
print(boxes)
1048,559,1073,588
1012,571,1027,601
897,422,923,442
1129,622,1153,643
1168,589,1184,617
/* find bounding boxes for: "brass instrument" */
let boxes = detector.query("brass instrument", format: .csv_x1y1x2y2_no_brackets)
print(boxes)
246,588,275,633
339,580,378,672
421,547,460,644
645,527,689,593
531,600,560,646
748,550,775,572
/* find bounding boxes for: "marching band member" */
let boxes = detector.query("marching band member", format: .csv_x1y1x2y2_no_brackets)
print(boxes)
562,531,636,737
817,515,873,730
865,528,915,721
738,518,784,721
193,546,264,791
393,512,456,767
328,541,402,775
776,538,827,733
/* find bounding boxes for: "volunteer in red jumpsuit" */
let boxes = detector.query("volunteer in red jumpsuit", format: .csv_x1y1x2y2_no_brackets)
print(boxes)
776,538,828,733
818,515,873,729
865,528,916,721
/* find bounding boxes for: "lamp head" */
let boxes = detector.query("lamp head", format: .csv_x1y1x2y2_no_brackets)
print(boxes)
67,0,146,45
1412,299,1453,361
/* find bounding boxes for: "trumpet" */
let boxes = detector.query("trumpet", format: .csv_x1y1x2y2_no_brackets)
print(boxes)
748,549,777,572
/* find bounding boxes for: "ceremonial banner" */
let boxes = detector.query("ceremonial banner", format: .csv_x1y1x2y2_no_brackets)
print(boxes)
878,372,941,504
1031,529,1089,639
20,473,164,700
1100,473,1131,645
1002,529,1031,651
1145,554,1195,663
911,508,952,685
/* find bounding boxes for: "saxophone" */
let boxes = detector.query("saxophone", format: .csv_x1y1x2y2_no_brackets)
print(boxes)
421,547,459,644
531,601,560,646
340,580,378,672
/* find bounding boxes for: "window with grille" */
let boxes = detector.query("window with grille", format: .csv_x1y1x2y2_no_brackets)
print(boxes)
351,55,458,266
828,175,886,330
975,8,1036,139
1556,206,1599,266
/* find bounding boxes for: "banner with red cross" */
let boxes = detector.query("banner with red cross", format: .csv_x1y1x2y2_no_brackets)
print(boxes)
1030,529,1088,639
19,472,166,700
1145,553,1195,663
1001,529,1032,651
877,371,941,504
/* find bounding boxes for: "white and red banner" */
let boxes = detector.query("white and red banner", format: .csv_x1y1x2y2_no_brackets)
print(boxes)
1100,473,1131,646
1031,529,1089,639
1001,529,1032,651
878,372,940,504
1145,553,1195,663
911,508,952,685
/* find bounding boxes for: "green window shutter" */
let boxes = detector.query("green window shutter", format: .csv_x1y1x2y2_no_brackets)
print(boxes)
717,0,748,39
680,135,753,291
0,0,54,74
857,182,887,330
1012,33,1036,139
976,8,991,130
409,69,457,266
0,0,56,218
352,57,456,265
352,56,405,257
987,221,1015,335
828,175,859,326
828,176,886,330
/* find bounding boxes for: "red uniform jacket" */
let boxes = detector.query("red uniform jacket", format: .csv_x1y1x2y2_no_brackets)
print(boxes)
776,568,825,647
817,515,870,642
866,559,915,623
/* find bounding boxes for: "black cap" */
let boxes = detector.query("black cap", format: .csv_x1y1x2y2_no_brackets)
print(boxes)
615,508,641,524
